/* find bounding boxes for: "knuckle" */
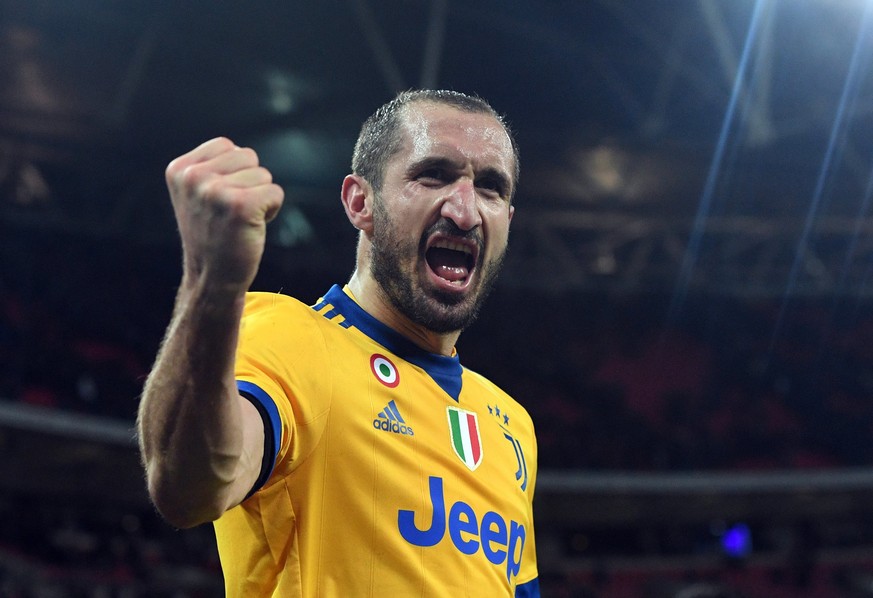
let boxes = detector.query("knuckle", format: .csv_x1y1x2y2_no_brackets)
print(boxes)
235,146,259,166
180,164,210,192
273,184,286,202
165,157,186,183
200,177,234,204
213,136,236,150
257,166,274,185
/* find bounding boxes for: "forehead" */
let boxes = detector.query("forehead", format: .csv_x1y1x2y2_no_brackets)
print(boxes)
394,103,515,173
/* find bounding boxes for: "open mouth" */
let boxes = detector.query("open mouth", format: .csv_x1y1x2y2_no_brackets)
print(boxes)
425,238,478,287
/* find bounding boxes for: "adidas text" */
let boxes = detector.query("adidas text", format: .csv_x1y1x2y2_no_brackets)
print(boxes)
373,418,415,436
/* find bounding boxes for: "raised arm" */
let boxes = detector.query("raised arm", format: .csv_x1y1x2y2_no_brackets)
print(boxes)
137,137,284,528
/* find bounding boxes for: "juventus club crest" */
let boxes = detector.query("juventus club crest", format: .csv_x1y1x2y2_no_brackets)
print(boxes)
446,407,482,470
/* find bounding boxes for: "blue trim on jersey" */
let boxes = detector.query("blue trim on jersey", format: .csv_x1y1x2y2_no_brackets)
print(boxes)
236,380,281,493
317,285,464,401
515,577,540,597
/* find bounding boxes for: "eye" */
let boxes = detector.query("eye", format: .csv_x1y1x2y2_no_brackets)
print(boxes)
415,166,453,187
475,176,506,197
416,168,448,185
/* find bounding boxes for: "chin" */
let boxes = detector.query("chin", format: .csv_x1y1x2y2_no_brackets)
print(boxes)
414,289,483,333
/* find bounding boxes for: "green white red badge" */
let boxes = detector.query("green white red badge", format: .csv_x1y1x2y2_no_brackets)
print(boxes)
447,407,482,470
371,354,399,388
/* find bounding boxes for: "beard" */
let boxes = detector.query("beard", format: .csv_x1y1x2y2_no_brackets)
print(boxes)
369,196,507,334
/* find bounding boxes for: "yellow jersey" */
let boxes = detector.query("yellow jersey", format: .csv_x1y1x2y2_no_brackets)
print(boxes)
215,285,539,597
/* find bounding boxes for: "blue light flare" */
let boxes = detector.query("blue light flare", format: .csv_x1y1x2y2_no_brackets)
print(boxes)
722,522,753,559
667,0,769,325
769,0,873,355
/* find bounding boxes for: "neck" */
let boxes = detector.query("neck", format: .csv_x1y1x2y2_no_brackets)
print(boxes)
347,271,460,356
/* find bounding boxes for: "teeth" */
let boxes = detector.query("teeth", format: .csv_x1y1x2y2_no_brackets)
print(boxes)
432,240,473,255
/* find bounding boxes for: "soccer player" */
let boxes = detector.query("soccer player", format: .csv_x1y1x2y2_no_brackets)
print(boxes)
137,90,539,597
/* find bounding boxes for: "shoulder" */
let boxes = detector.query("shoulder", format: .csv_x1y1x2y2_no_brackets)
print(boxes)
241,292,323,327
243,291,311,316
239,292,328,350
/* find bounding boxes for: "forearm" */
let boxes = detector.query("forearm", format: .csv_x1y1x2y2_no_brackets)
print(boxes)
137,280,256,527
139,137,282,527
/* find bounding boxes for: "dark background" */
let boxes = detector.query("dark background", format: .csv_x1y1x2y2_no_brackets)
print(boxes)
3,0,873,596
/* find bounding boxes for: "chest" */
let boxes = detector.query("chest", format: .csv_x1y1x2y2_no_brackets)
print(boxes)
318,346,532,520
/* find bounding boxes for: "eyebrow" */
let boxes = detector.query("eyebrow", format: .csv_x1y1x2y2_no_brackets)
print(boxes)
406,156,460,176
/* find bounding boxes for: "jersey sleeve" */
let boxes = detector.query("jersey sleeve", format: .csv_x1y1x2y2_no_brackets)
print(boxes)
234,292,334,493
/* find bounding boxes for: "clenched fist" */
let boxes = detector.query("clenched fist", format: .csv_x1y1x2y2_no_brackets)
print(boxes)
165,137,284,293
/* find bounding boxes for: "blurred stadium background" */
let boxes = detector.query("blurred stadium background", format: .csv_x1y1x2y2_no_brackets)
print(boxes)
3,0,873,595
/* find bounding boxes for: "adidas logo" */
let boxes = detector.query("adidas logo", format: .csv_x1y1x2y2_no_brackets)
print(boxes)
373,400,414,436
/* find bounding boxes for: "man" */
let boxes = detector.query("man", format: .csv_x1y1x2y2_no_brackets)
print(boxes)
137,90,539,597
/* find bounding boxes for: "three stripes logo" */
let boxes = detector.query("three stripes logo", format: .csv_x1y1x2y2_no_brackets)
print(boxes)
373,399,414,436
447,407,482,471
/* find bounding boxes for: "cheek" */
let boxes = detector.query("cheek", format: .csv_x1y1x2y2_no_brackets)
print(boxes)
394,191,436,229
484,207,512,246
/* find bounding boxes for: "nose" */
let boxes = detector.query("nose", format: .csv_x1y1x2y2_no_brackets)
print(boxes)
440,179,482,231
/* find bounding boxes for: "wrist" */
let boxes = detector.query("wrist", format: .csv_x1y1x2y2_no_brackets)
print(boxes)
177,272,249,319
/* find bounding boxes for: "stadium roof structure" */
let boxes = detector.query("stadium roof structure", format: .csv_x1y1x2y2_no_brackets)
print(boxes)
2,0,873,297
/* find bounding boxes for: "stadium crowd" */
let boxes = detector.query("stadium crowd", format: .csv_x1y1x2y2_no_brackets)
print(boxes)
3,231,873,596
4,238,873,472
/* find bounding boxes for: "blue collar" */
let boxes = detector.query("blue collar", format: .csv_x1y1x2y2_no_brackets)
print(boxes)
313,285,463,402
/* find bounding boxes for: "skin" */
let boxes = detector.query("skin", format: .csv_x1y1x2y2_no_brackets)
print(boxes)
138,138,283,527
137,101,516,528
342,102,516,355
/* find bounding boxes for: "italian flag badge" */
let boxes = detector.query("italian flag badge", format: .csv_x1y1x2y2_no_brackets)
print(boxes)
447,407,482,471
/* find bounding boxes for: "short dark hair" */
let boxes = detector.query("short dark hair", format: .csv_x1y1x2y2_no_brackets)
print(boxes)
351,89,520,198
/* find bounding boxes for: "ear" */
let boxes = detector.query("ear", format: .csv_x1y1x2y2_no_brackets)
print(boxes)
341,174,374,234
